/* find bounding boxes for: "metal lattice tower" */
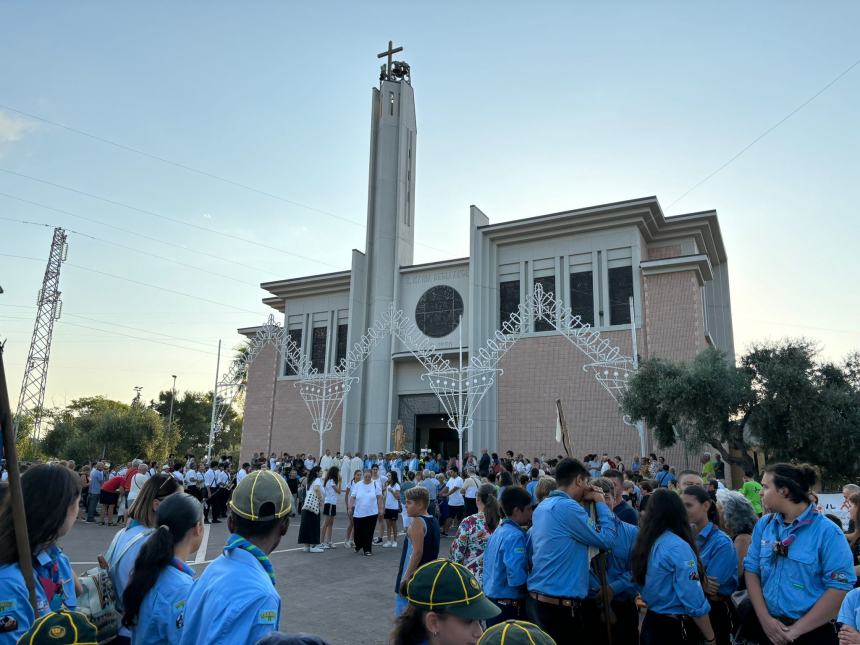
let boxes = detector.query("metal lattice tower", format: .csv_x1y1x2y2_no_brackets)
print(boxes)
15,227,68,440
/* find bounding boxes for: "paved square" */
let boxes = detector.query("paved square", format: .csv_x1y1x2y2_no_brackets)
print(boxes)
63,505,448,644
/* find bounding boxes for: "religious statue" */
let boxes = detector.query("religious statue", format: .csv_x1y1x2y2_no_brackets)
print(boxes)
393,419,406,453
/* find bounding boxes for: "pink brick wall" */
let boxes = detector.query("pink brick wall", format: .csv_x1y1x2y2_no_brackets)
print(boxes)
241,344,343,462
643,271,707,362
497,332,642,461
647,245,683,260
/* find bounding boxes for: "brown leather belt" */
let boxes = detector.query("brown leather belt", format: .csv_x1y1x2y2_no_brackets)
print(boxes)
529,592,581,607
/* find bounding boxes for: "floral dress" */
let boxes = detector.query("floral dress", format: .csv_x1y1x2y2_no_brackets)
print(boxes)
449,512,495,585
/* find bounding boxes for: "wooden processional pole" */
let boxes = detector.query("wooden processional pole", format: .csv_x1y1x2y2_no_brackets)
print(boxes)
0,342,38,614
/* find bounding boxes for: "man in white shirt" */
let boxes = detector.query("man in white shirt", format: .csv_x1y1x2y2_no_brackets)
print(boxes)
351,453,364,485
184,465,201,500
320,450,334,475
127,463,149,511
203,461,218,524
213,464,229,521
442,469,465,536
236,462,249,484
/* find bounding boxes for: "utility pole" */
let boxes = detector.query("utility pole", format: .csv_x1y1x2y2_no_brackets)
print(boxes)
15,227,68,443
207,341,222,463
167,374,177,434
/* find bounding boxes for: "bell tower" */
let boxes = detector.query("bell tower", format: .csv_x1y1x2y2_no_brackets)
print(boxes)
342,41,417,453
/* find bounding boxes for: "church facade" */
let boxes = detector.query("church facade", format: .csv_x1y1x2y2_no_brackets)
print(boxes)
239,51,734,466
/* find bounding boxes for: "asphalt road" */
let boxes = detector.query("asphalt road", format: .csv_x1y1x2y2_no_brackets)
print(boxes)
63,503,441,644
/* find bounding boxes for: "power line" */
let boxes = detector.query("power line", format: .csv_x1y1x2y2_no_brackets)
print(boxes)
0,167,346,267
0,102,449,254
0,191,278,275
0,213,260,287
668,55,860,208
0,102,367,228
0,251,266,315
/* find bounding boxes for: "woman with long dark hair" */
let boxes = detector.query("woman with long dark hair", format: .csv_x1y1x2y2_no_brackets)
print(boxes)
320,465,340,549
683,485,738,645
742,463,855,644
107,473,183,645
122,493,203,644
0,464,81,641
449,484,500,585
298,465,324,553
631,488,716,645
383,470,402,548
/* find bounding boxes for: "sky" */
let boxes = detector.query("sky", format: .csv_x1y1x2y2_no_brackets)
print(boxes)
0,2,858,410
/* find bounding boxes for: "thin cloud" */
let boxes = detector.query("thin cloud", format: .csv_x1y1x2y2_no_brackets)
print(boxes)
0,110,37,153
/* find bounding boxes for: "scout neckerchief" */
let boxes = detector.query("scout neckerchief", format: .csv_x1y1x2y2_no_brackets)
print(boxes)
224,534,275,586
170,557,195,577
772,504,816,559
34,548,66,611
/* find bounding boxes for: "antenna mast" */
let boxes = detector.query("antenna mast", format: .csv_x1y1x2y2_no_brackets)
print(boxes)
15,227,68,441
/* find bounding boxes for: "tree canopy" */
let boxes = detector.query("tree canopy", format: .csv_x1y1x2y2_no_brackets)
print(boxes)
150,390,241,459
621,340,860,486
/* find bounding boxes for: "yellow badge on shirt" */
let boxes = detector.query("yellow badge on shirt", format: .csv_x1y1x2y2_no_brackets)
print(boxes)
258,610,277,625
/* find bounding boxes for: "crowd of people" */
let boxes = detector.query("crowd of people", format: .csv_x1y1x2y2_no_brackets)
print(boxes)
1,447,859,645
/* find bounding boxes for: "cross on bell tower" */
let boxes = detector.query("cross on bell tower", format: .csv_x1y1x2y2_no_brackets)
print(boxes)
377,40,403,80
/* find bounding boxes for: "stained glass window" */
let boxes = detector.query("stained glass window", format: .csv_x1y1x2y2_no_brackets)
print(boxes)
335,323,348,369
608,266,634,325
499,280,520,331
533,276,556,332
284,329,303,376
570,270,594,327
311,327,328,373
415,285,464,338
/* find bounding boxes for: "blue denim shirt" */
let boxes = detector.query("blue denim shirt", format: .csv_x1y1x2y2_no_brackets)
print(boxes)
0,546,76,643
179,546,280,645
640,531,710,617
744,504,856,620
484,520,528,600
696,522,739,597
132,561,195,645
838,587,860,629
527,491,616,599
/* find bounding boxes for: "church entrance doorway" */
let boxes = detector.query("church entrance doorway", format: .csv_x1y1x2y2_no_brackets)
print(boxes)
414,414,457,458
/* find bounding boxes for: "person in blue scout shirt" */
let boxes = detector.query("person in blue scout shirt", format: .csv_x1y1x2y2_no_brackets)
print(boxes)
0,465,82,643
582,477,639,644
120,492,203,644
525,458,617,644
837,586,860,642
484,486,534,627
683,485,738,645
178,469,292,645
631,488,717,645
743,462,856,645
106,473,183,645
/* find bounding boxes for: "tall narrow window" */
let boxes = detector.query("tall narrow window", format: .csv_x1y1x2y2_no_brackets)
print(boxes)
533,275,556,332
405,131,413,226
499,280,520,331
607,247,634,325
311,327,327,373
569,252,594,327
284,329,303,376
335,323,348,369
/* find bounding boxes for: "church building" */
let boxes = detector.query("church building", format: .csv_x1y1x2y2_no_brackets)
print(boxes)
239,46,734,465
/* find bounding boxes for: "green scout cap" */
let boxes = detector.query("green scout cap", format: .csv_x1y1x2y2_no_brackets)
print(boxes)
229,469,292,521
478,620,556,645
16,610,97,645
405,559,500,620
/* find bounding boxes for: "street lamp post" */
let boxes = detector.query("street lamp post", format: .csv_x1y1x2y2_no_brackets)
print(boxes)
167,374,177,435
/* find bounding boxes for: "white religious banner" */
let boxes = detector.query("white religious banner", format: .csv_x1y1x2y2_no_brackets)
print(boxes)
816,493,851,531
